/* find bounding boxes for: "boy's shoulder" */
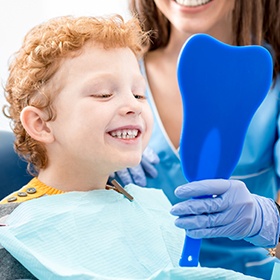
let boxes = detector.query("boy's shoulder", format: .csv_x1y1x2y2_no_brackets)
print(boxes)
0,184,44,204
0,234,37,280
0,202,20,225
0,202,20,218
0,201,37,279
0,245,37,279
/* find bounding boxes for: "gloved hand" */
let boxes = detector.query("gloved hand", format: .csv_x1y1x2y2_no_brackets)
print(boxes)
170,179,280,247
110,146,160,187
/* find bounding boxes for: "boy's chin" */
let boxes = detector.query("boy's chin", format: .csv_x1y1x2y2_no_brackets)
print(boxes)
116,161,142,172
127,159,142,168
113,155,142,172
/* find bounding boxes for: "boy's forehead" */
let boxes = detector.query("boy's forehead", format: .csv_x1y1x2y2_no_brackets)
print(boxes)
83,41,137,57
62,43,139,70
50,44,142,87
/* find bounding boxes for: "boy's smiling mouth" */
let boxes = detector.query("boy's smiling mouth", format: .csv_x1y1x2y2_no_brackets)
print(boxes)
175,0,213,7
109,129,139,139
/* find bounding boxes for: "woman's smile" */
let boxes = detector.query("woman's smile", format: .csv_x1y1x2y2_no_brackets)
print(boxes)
174,0,213,7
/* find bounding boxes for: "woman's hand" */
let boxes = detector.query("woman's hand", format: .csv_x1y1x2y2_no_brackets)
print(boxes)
171,179,280,248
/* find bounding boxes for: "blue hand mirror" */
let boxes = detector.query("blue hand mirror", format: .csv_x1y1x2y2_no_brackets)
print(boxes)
177,34,273,267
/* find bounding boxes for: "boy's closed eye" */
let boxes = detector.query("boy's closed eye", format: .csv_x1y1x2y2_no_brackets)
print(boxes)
91,93,146,100
90,93,113,98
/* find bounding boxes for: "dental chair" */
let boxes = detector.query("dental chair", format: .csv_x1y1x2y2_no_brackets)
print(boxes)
0,130,32,199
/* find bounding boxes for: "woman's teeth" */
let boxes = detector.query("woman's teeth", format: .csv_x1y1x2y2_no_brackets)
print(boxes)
175,0,212,7
110,129,139,139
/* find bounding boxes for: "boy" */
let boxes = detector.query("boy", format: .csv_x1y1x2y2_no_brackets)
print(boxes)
0,15,260,279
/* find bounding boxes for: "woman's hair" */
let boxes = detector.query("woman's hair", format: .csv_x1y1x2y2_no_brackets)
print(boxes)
3,15,149,175
262,0,280,78
129,0,280,78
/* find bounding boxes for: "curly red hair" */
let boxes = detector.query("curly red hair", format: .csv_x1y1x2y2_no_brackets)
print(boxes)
3,15,149,175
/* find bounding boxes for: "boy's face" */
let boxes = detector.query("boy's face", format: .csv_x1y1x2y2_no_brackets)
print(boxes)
47,44,153,176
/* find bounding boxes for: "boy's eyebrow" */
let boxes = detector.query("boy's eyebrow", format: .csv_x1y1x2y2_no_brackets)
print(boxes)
79,73,114,94
81,73,145,92
83,72,145,81
82,72,115,83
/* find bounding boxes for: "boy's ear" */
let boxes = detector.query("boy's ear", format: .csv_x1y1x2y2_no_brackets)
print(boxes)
20,106,54,144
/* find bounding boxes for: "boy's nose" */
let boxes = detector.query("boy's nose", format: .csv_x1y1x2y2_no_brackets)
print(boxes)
119,94,142,116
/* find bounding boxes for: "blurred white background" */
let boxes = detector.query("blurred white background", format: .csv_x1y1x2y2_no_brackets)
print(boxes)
0,0,130,131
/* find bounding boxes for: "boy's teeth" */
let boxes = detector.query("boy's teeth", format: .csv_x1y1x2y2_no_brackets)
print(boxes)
175,0,211,7
110,129,139,139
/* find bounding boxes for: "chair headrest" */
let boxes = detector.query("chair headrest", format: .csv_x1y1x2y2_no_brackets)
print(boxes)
0,130,32,199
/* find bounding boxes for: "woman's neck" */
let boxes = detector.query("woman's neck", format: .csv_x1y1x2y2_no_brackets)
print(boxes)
163,23,234,59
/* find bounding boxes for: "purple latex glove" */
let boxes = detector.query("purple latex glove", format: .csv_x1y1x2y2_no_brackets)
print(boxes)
170,179,280,247
110,147,159,187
